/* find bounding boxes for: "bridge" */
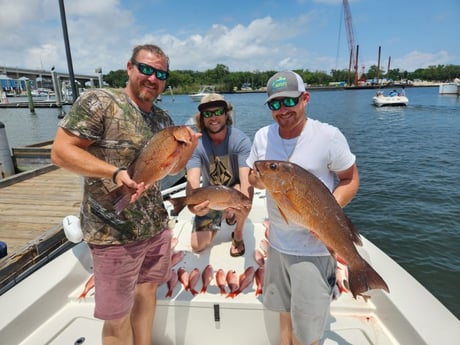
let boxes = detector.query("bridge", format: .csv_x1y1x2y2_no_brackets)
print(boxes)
0,65,101,91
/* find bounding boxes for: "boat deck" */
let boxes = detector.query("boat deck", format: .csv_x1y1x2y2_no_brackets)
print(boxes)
1,181,459,344
0,165,82,291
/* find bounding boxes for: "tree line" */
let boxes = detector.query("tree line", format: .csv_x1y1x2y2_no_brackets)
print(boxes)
103,63,460,93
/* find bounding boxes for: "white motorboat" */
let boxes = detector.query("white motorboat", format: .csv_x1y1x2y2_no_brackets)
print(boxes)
189,85,216,102
1,182,459,345
372,90,409,107
439,78,460,95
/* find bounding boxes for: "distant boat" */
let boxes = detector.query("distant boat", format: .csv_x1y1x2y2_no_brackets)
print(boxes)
189,85,216,102
439,78,460,95
372,89,409,107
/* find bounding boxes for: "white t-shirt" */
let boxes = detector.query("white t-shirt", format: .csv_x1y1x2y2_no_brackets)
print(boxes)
246,118,356,256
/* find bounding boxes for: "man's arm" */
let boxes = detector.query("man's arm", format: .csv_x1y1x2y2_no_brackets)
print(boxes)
333,163,360,208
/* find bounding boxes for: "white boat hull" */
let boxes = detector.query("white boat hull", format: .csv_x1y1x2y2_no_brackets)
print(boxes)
439,83,460,95
189,86,216,102
373,95,409,107
1,185,459,344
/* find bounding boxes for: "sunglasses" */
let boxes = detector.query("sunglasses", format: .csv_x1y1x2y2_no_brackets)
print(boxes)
201,108,226,118
132,60,169,80
267,95,302,111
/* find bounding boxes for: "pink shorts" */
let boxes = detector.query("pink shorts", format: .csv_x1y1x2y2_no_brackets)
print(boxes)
89,229,172,320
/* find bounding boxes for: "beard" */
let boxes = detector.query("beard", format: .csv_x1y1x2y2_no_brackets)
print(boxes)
206,122,226,134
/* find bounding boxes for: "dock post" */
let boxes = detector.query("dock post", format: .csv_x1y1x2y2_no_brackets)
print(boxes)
51,69,63,106
25,80,35,114
0,121,15,177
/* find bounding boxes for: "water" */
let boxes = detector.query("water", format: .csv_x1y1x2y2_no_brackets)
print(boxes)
1,87,459,319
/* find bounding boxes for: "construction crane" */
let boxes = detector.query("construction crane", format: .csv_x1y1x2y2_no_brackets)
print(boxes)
343,0,358,85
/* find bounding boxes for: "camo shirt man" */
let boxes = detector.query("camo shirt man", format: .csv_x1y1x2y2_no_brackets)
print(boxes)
51,44,199,345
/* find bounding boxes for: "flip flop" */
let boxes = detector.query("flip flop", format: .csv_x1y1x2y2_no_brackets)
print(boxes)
230,232,245,257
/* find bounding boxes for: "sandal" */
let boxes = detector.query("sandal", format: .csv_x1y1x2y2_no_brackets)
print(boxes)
230,232,245,257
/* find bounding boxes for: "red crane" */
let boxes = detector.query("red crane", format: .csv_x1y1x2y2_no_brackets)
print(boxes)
343,0,359,85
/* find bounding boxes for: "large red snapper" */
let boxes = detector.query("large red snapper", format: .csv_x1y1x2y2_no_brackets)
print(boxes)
106,126,198,213
166,185,251,216
253,160,389,298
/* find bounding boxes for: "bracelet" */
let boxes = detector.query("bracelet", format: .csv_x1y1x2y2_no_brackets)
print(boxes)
112,167,127,184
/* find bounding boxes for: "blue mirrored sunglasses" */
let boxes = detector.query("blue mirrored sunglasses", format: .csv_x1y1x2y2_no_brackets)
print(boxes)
267,95,302,111
132,60,169,80
201,108,226,118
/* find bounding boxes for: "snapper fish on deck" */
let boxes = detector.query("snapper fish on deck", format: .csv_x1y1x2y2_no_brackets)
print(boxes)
106,126,198,213
253,160,389,298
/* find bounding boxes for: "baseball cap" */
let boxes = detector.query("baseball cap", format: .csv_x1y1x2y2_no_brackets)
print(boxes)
198,93,228,111
265,71,306,103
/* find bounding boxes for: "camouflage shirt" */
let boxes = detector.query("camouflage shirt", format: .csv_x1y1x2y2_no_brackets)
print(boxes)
59,88,174,245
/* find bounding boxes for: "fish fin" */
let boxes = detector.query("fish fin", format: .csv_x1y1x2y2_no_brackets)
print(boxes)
344,214,362,246
104,185,135,214
348,261,389,298
335,255,348,266
166,196,187,216
278,207,290,224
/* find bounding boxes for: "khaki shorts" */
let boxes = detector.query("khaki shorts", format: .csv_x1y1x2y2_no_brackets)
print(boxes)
263,246,336,344
89,229,172,320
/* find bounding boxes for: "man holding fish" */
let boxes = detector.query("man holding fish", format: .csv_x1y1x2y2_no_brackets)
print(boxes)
185,93,253,256
51,44,199,345
247,71,361,345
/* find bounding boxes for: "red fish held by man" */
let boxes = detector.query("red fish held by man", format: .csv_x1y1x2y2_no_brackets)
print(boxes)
166,185,252,216
106,126,198,213
254,160,389,298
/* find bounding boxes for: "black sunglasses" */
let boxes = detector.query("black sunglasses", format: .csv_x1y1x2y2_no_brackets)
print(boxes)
267,95,302,111
132,60,169,80
201,108,226,118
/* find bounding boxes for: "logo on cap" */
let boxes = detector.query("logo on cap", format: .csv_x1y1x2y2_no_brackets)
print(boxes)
271,77,289,91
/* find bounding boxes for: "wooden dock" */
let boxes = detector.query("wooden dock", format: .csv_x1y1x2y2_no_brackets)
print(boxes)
0,165,82,292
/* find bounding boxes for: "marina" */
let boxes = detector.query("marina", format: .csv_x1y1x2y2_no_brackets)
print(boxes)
0,86,459,343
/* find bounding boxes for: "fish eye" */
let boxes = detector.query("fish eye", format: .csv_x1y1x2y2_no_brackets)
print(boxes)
269,162,277,170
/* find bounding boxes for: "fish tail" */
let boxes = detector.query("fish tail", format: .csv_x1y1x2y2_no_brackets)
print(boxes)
166,197,187,216
105,185,134,214
219,287,226,295
255,287,262,296
165,290,172,298
200,286,207,294
190,288,199,296
348,262,389,298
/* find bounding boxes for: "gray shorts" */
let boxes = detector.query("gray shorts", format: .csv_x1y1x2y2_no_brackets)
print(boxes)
263,246,336,344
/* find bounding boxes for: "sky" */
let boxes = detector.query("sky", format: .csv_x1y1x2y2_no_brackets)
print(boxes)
0,0,458,77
